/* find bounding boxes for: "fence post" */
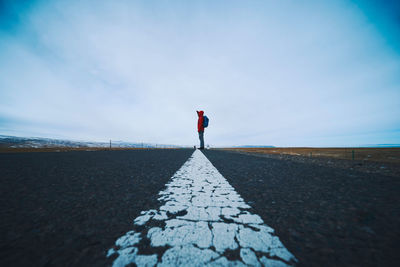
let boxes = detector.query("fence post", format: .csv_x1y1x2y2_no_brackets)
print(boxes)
110,140,111,149
352,150,355,160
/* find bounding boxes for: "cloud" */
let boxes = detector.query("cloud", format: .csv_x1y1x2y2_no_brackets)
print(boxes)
0,0,399,146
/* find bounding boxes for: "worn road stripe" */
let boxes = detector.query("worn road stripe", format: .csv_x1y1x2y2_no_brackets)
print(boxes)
108,150,297,266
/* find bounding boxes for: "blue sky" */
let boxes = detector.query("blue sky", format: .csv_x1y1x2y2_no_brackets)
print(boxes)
0,0,399,146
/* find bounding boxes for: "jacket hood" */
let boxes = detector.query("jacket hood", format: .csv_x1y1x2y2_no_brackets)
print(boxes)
197,110,204,117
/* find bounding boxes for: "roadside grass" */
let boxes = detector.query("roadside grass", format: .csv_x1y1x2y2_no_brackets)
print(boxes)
222,147,400,164
0,147,177,153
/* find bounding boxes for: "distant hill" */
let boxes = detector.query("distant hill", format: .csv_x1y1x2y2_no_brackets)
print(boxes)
362,144,400,148
0,135,181,149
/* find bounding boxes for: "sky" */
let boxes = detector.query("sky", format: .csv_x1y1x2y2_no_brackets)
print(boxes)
0,0,399,147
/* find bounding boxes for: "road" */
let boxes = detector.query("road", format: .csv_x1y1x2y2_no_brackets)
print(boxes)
1,149,399,266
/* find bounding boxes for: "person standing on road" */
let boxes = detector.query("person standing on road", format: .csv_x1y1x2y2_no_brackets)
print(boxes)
197,110,205,149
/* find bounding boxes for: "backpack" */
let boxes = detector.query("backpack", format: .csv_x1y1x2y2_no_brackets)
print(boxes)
203,116,209,128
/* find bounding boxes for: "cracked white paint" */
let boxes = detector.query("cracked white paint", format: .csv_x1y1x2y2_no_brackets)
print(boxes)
108,150,297,266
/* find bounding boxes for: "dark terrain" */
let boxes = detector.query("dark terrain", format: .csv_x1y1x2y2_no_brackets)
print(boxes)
1,149,399,266
0,149,193,266
203,149,400,267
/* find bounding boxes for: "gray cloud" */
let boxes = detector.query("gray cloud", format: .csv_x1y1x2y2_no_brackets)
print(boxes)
1,0,399,146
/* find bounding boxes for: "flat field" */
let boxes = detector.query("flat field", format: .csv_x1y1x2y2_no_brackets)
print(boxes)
0,147,166,153
224,147,400,163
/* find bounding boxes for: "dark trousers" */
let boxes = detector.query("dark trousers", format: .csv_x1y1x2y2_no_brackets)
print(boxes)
198,131,204,148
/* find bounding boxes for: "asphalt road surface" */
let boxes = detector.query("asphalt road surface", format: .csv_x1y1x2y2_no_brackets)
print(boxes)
1,149,399,266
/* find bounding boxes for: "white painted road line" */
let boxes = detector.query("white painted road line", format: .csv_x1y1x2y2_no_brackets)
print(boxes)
108,150,297,266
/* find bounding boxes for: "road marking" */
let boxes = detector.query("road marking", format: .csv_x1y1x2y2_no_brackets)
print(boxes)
108,150,297,266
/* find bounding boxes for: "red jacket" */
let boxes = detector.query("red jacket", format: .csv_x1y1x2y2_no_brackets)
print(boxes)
197,110,204,132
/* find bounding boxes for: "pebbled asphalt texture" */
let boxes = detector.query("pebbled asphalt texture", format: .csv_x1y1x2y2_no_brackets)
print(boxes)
0,149,193,267
202,149,400,267
1,148,399,267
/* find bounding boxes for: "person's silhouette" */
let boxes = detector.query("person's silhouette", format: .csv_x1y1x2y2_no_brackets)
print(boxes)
196,110,205,149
